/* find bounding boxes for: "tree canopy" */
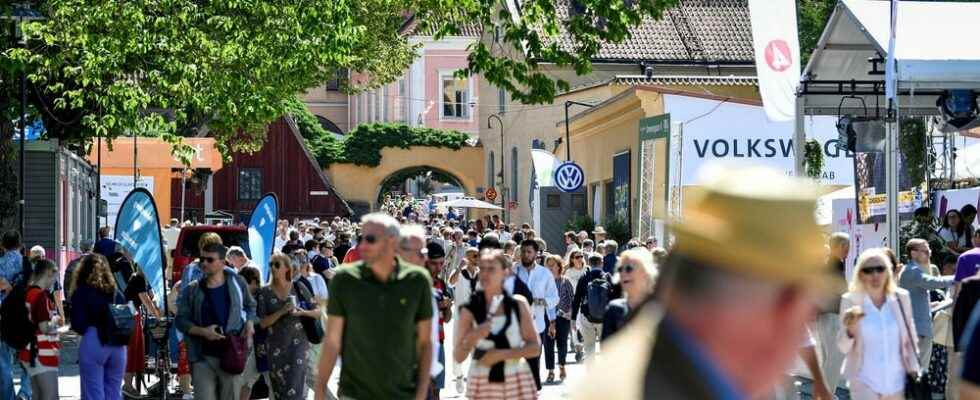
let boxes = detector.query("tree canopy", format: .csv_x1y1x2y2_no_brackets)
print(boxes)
1,0,681,158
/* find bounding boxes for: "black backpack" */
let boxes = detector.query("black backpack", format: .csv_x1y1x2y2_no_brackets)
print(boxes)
585,273,611,323
0,284,37,351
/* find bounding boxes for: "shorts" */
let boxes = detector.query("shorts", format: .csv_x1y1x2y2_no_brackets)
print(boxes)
242,351,261,388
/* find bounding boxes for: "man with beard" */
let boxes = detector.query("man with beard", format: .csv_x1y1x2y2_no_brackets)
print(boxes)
513,240,559,390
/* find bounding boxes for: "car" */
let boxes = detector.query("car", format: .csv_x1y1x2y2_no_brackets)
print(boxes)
170,225,249,283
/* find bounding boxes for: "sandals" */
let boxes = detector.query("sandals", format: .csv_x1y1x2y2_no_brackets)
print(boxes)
546,371,556,384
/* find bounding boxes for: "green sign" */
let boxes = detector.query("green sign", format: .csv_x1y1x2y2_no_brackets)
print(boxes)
639,114,670,141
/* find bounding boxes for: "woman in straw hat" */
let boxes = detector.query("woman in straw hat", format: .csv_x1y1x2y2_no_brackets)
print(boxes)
838,248,921,400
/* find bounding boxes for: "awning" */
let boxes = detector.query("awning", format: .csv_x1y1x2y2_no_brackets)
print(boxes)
800,0,980,116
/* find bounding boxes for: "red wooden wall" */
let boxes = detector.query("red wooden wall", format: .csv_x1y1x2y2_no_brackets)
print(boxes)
171,117,349,222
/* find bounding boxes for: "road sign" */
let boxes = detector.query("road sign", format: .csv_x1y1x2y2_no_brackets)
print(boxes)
485,187,497,202
554,161,585,193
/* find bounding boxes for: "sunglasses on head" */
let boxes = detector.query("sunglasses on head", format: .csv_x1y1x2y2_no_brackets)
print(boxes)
363,234,379,244
860,265,887,275
617,264,636,274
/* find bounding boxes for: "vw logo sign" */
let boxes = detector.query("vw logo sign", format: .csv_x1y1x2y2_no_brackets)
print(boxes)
554,162,584,193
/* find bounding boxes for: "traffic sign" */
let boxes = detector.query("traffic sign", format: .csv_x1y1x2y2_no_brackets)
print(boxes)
554,162,584,193
485,187,497,202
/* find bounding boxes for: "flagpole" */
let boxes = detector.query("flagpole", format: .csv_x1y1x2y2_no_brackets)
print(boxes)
886,0,900,251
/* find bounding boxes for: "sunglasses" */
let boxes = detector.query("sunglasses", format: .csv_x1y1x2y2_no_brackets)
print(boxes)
573,255,584,259
860,266,887,275
271,261,290,269
363,234,379,244
617,264,636,274
201,256,218,264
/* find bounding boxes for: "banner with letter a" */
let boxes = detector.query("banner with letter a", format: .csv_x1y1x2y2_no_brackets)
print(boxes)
248,193,279,283
114,188,167,305
748,0,801,122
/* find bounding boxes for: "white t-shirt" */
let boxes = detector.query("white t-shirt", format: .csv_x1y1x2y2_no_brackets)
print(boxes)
938,227,968,249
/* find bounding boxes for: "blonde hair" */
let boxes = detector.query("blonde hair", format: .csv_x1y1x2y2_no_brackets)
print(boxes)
198,232,223,253
269,253,293,284
544,254,564,275
848,248,898,295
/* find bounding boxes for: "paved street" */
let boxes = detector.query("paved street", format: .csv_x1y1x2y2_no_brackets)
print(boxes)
50,320,585,399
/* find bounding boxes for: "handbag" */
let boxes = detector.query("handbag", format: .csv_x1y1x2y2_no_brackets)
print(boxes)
896,296,932,400
106,282,136,346
294,279,325,344
219,334,248,374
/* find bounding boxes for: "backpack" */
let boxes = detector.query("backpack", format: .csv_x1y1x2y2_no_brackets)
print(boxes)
585,273,611,323
0,285,38,351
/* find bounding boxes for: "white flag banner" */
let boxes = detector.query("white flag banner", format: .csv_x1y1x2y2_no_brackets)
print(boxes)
748,0,801,122
885,0,898,101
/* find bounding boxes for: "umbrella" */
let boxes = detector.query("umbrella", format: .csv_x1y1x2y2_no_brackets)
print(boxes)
435,197,503,210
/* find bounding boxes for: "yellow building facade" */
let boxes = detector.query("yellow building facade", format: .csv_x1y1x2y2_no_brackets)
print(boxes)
557,85,763,239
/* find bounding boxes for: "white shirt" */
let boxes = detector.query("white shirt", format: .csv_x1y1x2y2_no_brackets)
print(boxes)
302,273,329,300
564,266,587,295
499,231,513,244
274,236,288,252
513,262,559,333
857,295,906,396
454,268,479,309
938,227,968,248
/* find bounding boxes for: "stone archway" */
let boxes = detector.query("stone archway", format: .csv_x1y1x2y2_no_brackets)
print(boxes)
324,145,486,212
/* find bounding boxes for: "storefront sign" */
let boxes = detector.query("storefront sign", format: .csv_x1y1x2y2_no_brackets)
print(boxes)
664,94,854,186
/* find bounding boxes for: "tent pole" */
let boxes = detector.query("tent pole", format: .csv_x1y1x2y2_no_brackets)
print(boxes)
793,96,805,177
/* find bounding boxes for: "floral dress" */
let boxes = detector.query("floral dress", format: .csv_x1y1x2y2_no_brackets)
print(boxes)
256,285,312,400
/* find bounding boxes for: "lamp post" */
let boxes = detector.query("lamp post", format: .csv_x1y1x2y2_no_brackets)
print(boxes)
564,101,595,161
488,114,506,223
3,3,45,238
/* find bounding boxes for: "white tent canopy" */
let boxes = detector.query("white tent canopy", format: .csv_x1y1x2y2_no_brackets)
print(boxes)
435,197,503,210
800,0,980,116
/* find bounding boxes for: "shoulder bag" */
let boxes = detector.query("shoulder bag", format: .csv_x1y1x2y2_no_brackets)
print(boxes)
896,295,932,400
203,275,249,374
294,278,325,344
106,289,136,346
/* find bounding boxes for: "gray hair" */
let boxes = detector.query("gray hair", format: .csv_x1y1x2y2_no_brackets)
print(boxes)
80,239,94,252
361,212,401,238
226,246,247,260
605,240,619,253
399,224,426,247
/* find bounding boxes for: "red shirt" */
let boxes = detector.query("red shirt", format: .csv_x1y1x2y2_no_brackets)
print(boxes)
18,287,60,368
343,246,362,264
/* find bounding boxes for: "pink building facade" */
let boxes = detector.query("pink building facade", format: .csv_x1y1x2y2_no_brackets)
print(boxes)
349,35,481,137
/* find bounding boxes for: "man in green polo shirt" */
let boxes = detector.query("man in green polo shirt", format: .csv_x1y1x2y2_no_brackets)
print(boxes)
315,213,434,400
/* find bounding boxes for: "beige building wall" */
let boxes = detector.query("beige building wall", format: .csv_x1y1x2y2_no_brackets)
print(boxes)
478,65,759,225
302,84,351,133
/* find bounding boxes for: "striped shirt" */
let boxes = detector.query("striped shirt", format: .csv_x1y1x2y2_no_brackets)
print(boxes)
18,287,60,370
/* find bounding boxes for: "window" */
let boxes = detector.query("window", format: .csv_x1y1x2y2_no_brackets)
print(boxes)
238,169,262,201
546,194,561,209
511,147,519,201
488,151,496,188
498,87,506,115
571,193,586,213
604,180,615,222
326,69,345,91
397,79,407,123
441,74,470,119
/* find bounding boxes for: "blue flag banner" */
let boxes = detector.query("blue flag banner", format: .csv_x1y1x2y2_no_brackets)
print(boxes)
247,193,279,283
114,188,166,305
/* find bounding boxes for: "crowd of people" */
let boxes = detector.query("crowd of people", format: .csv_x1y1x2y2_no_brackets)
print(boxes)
1,170,980,400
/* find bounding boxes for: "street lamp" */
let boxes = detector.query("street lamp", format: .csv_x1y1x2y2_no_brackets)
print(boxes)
3,3,45,238
564,101,595,161
488,113,507,223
